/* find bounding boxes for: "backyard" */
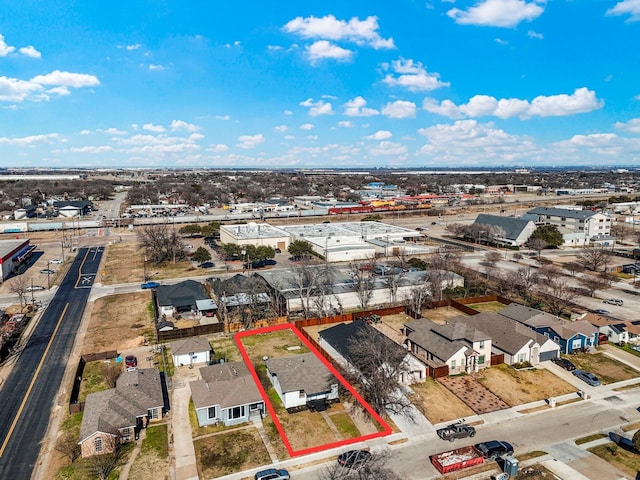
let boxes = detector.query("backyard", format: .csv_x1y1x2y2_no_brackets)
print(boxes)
410,378,474,424
238,328,310,363
466,301,507,313
476,364,576,406
421,305,468,324
568,352,639,385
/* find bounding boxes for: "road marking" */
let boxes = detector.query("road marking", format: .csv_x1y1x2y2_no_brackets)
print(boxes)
0,303,70,458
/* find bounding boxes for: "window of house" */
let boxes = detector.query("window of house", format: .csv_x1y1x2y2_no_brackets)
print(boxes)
554,336,559,342
229,406,245,419
478,355,485,365
479,341,485,349
208,407,216,419
518,353,526,363
451,359,456,369
149,408,159,420
94,437,103,453
121,428,131,442
544,332,549,337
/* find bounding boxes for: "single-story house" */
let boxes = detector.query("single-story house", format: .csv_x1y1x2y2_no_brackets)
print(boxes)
499,304,598,354
156,280,217,318
170,337,212,367
78,368,164,457
190,361,265,427
582,313,640,344
403,319,492,375
318,321,426,385
473,214,537,247
448,312,560,364
265,352,339,410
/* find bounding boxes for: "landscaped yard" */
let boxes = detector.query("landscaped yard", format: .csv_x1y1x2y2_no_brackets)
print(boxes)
410,377,474,424
568,352,639,385
466,301,507,313
83,291,155,354
476,364,576,406
421,305,468,324
588,442,640,477
194,429,272,479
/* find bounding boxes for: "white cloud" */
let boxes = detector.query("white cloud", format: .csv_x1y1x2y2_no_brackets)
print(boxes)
215,115,230,121
607,0,640,21
267,45,283,51
447,0,545,28
0,34,15,56
614,118,640,134
149,64,166,71
636,94,640,101
306,41,353,62
0,133,60,145
343,96,379,117
337,121,353,128
31,70,100,89
423,88,603,119
299,98,334,116
170,120,198,132
382,100,417,119
126,44,142,50
80,129,91,135
210,144,229,152
274,125,288,132
143,123,166,133
70,145,113,153
284,135,295,140
225,41,241,48
382,58,449,92
300,123,315,130
364,130,392,140
495,38,509,45
237,134,265,149
368,141,408,156
46,86,70,96
528,30,544,39
113,132,204,154
18,45,41,58
0,76,41,102
98,127,128,135
283,15,394,49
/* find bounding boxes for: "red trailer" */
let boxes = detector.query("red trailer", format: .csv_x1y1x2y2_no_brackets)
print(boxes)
430,445,484,474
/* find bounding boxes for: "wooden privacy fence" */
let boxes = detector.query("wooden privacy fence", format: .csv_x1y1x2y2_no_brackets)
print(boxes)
157,322,225,342
69,350,119,414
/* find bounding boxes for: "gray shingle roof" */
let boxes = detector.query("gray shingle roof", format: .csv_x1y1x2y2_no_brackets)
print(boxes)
474,214,534,241
156,280,209,308
190,361,263,410
265,352,336,395
169,337,211,356
448,312,535,355
404,319,468,363
526,207,596,220
499,304,560,328
430,321,491,343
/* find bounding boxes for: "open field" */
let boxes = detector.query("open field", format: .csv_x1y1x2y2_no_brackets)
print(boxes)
569,352,639,385
421,305,468,324
476,364,576,406
83,291,155,353
410,378,474,424
466,301,507,313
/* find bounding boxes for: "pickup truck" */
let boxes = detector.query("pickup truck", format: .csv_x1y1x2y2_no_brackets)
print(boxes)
436,422,476,442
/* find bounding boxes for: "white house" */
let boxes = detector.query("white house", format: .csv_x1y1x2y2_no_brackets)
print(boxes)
170,337,212,367
473,214,537,247
523,207,612,247
265,353,339,410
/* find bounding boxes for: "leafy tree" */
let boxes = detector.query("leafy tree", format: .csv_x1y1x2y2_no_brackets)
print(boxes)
193,246,212,264
529,225,563,247
201,221,221,238
288,240,315,259
220,243,243,260
178,224,202,236
361,214,383,222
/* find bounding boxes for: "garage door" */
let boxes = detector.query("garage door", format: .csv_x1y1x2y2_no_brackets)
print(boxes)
539,350,558,362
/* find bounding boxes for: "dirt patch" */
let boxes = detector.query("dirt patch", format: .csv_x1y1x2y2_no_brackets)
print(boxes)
421,305,468,324
466,301,507,313
128,450,169,480
438,374,510,414
410,378,474,424
380,313,414,335
83,291,155,354
476,364,576,406
569,352,639,384
513,464,564,479
239,329,310,363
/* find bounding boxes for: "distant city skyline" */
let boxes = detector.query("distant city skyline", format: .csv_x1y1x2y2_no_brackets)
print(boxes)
0,1,639,168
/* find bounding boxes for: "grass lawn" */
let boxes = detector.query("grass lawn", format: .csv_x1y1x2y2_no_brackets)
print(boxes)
568,352,639,385
466,301,507,313
421,305,468,324
210,335,242,363
327,411,361,439
588,442,640,477
576,433,607,445
55,442,134,480
194,429,271,479
410,377,474,424
262,415,290,460
277,409,340,451
239,329,310,363
128,424,170,480
78,361,117,402
476,364,576,406
380,313,414,334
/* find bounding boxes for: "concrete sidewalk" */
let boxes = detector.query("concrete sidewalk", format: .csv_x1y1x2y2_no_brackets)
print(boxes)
171,368,200,480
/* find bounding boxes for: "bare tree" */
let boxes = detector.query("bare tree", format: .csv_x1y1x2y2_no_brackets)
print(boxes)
578,275,607,297
8,276,29,309
54,432,81,463
102,362,121,388
404,285,432,315
344,324,414,417
288,262,334,319
385,270,405,305
610,221,632,243
137,224,185,265
564,261,583,277
84,435,126,480
349,263,375,310
481,251,502,279
538,277,576,317
577,245,610,272
527,237,548,260
319,450,403,480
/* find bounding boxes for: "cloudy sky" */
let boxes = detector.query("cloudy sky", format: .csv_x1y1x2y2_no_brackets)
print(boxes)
1,0,639,168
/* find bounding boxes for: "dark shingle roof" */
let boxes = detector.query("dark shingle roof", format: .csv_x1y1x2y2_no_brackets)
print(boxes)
404,319,468,363
526,207,596,220
156,280,209,307
265,352,336,395
474,214,534,241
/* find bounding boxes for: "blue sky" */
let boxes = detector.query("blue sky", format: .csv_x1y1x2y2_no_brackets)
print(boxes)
0,0,639,169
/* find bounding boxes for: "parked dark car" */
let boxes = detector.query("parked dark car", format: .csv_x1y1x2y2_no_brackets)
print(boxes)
437,421,476,441
337,450,371,468
254,468,290,480
573,369,601,386
594,309,610,316
474,440,514,460
551,357,576,371
141,281,161,289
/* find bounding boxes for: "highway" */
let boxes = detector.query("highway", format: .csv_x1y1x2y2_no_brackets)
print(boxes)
0,247,103,479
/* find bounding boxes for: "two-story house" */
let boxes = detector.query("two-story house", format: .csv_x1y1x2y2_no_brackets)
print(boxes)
523,207,612,247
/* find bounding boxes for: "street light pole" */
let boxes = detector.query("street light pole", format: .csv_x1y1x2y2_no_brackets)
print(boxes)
46,260,51,289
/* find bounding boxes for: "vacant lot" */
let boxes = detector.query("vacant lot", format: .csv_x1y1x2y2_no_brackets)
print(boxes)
410,378,474,424
476,364,576,406
569,352,639,385
421,305,468,324
466,301,507,313
194,429,271,479
83,291,155,353
239,328,310,363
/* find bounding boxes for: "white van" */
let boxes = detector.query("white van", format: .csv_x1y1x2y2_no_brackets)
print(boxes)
603,298,623,306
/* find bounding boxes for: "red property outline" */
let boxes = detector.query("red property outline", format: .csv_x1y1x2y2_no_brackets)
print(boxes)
235,323,392,457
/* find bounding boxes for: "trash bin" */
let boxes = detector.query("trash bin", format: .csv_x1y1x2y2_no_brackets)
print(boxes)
502,455,519,476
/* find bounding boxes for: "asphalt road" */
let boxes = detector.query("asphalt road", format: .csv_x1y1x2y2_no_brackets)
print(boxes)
0,246,103,479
